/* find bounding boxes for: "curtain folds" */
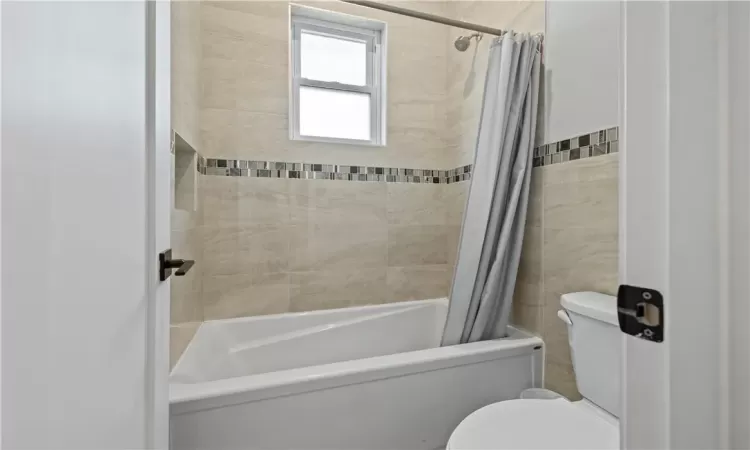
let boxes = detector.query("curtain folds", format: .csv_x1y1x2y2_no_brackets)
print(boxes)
442,33,542,346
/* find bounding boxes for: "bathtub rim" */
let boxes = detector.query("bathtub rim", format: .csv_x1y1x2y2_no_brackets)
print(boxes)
192,297,450,329
170,298,450,384
170,327,543,415
170,298,449,385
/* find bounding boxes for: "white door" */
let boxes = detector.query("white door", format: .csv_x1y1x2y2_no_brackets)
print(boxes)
621,2,749,448
1,1,171,448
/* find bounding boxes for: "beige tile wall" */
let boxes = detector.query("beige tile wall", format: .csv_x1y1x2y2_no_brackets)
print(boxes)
201,176,462,320
511,153,619,399
171,0,204,328
199,0,453,169
171,0,204,367
172,1,202,148
170,156,204,370
172,206,204,324
196,1,470,320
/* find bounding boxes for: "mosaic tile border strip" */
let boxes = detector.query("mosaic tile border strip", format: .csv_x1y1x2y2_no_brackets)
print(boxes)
196,156,473,184
532,126,619,168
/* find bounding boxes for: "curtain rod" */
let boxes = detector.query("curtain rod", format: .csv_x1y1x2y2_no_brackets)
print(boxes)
339,0,505,37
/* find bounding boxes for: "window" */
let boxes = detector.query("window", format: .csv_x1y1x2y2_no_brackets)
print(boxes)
290,7,386,145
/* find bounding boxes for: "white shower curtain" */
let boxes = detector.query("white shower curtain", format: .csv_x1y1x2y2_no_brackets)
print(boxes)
442,33,541,346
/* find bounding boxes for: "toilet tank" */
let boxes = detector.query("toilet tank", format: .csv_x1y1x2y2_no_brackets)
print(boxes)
560,292,620,418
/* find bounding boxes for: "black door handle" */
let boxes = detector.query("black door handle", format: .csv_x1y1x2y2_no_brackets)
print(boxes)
167,258,194,276
159,249,195,281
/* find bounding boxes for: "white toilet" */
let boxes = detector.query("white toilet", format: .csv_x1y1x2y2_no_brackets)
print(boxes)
447,292,620,449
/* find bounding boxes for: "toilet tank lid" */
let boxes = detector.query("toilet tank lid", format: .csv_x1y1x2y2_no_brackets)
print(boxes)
561,292,618,325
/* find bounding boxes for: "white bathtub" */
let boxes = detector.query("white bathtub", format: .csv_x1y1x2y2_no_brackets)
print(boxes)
170,298,544,450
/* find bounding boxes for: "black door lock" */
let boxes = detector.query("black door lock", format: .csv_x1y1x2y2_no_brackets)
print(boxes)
617,284,664,343
159,249,195,282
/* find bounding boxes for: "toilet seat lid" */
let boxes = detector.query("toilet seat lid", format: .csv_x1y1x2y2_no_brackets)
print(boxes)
447,398,619,450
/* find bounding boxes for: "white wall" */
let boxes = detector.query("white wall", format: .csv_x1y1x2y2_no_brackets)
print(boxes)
723,4,750,448
543,1,620,143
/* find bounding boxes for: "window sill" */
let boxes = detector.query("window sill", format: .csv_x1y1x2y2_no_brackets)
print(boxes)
290,134,386,148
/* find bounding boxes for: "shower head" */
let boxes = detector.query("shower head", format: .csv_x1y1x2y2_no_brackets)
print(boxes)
454,33,482,52
454,36,471,52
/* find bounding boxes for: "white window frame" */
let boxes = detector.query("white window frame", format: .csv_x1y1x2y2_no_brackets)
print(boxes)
290,7,386,146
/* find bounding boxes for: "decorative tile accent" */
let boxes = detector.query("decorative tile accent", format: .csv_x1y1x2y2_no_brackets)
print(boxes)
196,154,206,174
197,156,473,184
533,127,619,168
